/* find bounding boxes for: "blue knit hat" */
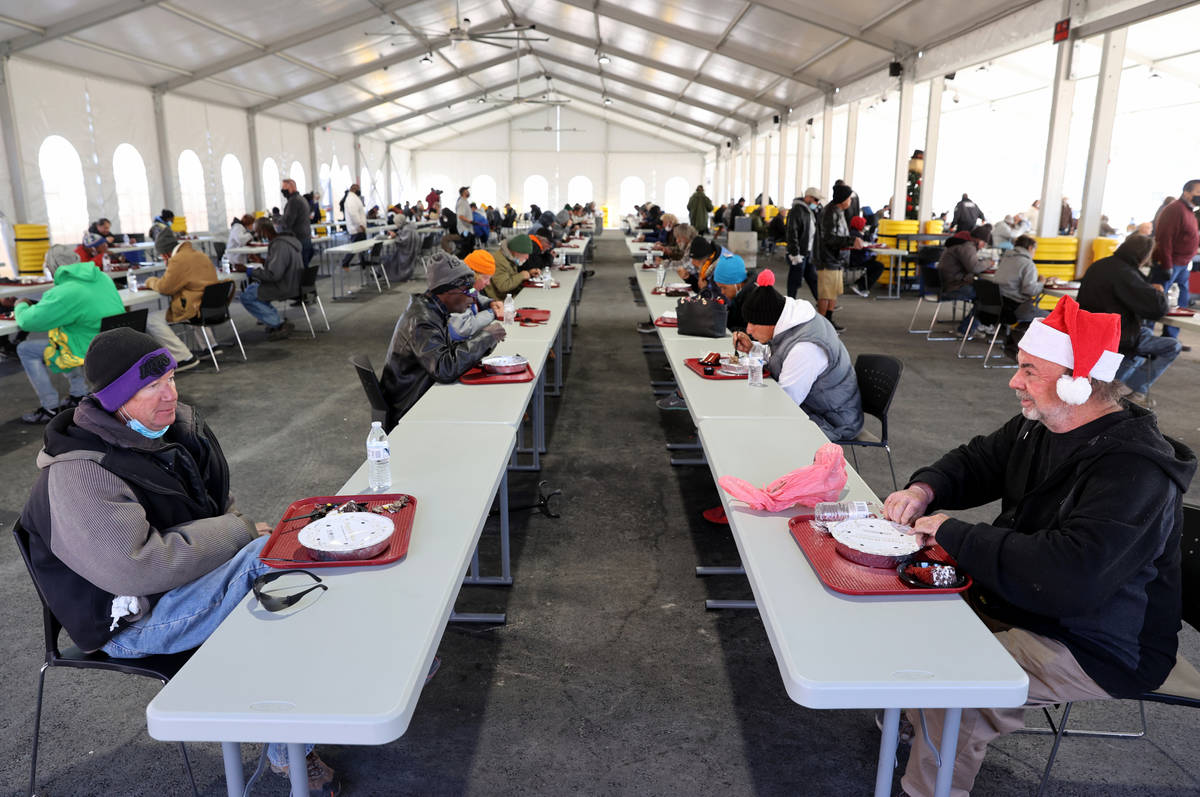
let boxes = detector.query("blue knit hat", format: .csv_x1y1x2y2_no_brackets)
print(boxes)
712,251,747,286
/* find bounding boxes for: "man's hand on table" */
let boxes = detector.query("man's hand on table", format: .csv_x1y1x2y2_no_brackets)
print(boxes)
732,331,753,354
883,483,934,525
676,266,690,280
909,514,950,547
489,300,504,316
527,267,542,278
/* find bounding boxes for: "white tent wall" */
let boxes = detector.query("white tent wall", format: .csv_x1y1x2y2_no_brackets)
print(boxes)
254,115,311,207
314,126,357,216
9,57,160,239
413,107,702,224
357,136,389,209
389,145,415,205
164,96,253,232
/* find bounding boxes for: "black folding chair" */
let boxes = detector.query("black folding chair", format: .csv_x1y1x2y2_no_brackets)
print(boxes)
11,520,199,797
843,354,903,490
290,265,330,338
360,242,389,292
349,353,394,431
907,265,962,341
186,281,246,371
956,278,1013,364
99,308,149,333
1023,503,1200,797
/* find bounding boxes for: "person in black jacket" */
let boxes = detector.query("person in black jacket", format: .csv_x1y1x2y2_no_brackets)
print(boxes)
883,297,1196,797
381,256,505,422
1077,233,1181,406
785,188,822,301
816,184,864,330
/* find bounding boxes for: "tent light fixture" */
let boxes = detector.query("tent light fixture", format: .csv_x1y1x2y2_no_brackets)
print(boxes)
597,51,611,66
419,52,433,65
603,96,613,106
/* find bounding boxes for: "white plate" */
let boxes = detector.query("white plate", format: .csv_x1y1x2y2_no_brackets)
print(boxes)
298,512,394,558
482,354,528,368
828,518,920,557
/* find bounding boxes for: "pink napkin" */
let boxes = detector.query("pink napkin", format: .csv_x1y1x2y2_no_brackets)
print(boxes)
718,443,848,512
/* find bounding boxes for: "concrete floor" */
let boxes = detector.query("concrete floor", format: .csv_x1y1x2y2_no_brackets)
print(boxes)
0,239,1198,796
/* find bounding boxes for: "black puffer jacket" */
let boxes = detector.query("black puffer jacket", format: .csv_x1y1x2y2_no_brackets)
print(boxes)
785,200,817,259
380,292,500,422
1077,252,1168,355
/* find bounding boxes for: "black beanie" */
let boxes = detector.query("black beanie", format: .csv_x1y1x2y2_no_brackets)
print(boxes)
689,236,715,260
84,328,174,409
831,184,853,205
739,270,787,325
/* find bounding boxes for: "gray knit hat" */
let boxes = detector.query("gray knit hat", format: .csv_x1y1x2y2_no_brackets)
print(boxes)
426,252,474,293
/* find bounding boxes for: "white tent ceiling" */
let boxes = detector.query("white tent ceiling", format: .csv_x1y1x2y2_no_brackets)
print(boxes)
0,0,1185,150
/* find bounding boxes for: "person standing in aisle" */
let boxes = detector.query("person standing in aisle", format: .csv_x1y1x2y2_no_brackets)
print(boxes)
815,184,864,332
280,178,313,267
339,183,367,271
455,186,475,258
785,187,822,301
687,184,713,234
1152,179,1200,349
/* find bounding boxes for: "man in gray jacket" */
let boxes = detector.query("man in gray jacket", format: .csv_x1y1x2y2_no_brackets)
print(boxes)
19,328,340,794
280,178,313,266
993,235,1045,321
240,218,301,340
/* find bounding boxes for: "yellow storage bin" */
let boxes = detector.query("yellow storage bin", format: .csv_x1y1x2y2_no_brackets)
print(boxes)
14,223,50,276
171,216,187,234
1091,237,1118,262
924,219,943,235
602,206,609,228
875,219,921,285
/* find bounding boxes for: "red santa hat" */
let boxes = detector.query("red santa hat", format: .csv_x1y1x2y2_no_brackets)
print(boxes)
1016,295,1123,405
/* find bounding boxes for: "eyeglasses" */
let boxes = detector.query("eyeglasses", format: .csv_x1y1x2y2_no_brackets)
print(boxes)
252,570,327,612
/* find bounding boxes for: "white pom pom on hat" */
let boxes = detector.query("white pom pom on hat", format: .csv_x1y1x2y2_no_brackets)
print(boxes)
1016,295,1123,405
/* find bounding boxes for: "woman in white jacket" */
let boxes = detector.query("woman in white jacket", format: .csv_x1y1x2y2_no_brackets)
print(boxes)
340,184,367,269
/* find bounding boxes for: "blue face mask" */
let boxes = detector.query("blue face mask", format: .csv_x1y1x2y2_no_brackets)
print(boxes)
127,418,169,439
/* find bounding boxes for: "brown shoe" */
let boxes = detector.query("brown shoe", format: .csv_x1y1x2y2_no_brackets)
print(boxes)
270,751,340,796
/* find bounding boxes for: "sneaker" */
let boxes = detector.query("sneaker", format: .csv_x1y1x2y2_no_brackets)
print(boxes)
583,269,595,277
174,356,200,373
266,325,292,341
21,406,58,424
1182,345,1192,353
828,317,846,332
851,285,870,298
270,751,340,797
281,320,296,332
636,321,657,333
874,710,916,746
57,394,85,410
1127,391,1156,409
656,391,688,411
976,323,997,336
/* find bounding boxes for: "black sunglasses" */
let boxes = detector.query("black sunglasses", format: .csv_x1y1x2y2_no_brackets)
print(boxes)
252,569,327,612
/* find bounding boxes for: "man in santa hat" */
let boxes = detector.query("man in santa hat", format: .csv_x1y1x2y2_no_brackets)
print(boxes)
882,296,1196,797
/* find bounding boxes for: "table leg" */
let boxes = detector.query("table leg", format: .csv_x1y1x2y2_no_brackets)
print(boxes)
221,742,245,797
874,707,901,797
877,256,901,300
499,470,511,582
536,371,546,456
287,743,308,797
933,708,962,797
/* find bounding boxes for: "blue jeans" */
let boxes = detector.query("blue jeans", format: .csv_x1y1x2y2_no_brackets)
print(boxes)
1115,326,1182,394
102,536,311,768
941,285,976,334
17,338,86,410
1155,264,1191,338
239,282,282,328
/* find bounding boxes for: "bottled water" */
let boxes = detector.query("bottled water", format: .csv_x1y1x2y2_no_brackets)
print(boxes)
814,501,882,522
366,421,391,492
747,356,764,387
656,259,666,289
543,271,552,290
503,293,515,326
1167,283,1180,311
127,272,138,292
102,253,112,272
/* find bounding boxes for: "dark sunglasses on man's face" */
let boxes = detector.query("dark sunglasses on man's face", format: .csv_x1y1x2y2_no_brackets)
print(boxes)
252,569,327,612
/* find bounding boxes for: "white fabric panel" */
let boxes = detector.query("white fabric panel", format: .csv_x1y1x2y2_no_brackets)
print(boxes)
255,115,310,204
164,96,254,230
315,127,356,179
9,58,159,236
389,145,414,204
426,122,512,152
414,151,514,209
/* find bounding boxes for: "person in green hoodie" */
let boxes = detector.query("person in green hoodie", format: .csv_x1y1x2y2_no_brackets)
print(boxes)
13,261,124,424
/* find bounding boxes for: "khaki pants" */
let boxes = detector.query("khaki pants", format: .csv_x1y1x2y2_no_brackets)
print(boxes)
817,268,843,300
145,308,193,363
901,628,1110,797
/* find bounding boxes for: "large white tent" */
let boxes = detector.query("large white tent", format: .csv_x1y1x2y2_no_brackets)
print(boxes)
0,0,1196,268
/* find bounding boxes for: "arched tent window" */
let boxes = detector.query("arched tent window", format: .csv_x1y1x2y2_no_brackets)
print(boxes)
221,154,245,219
38,135,89,243
112,143,151,236
177,149,209,233
289,161,306,194
360,167,372,203
567,175,593,206
619,176,646,214
471,174,497,206
318,163,331,218
663,176,689,218
261,158,280,208
523,174,549,212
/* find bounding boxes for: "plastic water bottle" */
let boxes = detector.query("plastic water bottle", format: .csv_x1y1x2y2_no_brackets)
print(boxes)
656,259,666,289
747,356,764,387
543,271,552,290
814,501,882,522
102,253,112,272
127,272,138,292
366,421,391,492
503,293,515,326
1167,283,1180,311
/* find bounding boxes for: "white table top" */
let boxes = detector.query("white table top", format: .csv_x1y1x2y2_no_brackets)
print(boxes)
698,418,1029,709
147,423,517,745
324,237,396,255
225,245,269,256
109,241,157,254
1,286,163,336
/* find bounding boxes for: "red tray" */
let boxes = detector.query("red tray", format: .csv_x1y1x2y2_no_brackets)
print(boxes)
461,363,536,384
654,316,677,328
523,280,559,288
1166,309,1195,317
683,357,749,380
260,493,417,569
641,263,660,270
788,516,971,596
515,308,551,323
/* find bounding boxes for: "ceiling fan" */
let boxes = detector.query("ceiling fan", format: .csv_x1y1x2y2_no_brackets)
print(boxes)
484,66,570,106
516,106,583,134
365,0,546,50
